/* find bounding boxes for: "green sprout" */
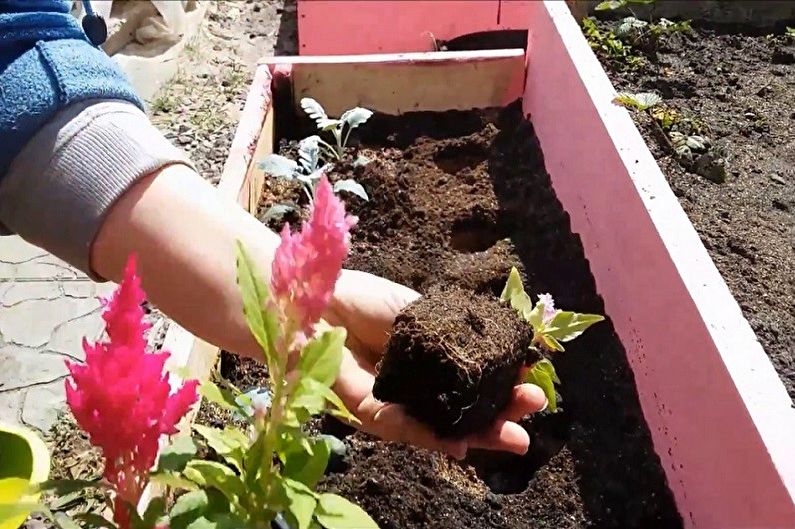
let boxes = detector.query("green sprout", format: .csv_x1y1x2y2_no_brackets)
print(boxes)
500,268,604,412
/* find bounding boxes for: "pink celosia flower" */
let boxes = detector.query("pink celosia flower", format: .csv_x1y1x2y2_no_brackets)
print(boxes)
65,255,198,529
271,175,357,337
537,293,557,325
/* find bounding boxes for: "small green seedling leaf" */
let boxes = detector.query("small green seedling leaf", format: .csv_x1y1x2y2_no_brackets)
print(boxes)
616,16,648,37
297,328,346,387
787,26,795,37
301,98,339,130
525,360,560,412
150,472,199,491
260,155,299,179
500,267,534,321
340,107,373,130
686,135,708,152
595,0,626,10
613,92,662,111
333,179,369,201
155,435,197,473
263,203,297,223
315,493,378,529
298,136,322,174
544,311,605,342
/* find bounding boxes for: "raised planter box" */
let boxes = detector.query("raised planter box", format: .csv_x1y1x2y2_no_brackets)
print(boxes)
169,2,795,527
297,0,533,55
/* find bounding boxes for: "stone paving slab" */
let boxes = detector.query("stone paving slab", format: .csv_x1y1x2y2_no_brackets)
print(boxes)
0,236,114,432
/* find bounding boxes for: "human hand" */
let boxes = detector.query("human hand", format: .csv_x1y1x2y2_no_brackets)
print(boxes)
324,269,548,459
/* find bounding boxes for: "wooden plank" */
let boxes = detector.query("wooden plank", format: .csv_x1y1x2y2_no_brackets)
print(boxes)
263,49,526,116
297,0,533,55
525,2,795,527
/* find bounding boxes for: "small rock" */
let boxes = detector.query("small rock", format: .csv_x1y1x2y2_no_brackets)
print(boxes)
770,174,786,185
271,514,290,529
694,153,727,184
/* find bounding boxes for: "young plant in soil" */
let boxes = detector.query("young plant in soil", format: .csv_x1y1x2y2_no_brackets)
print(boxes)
373,268,604,438
12,177,378,529
612,91,725,182
260,98,372,222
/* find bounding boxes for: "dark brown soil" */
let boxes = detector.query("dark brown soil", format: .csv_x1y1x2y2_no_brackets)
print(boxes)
373,287,532,437
222,101,684,528
591,20,795,399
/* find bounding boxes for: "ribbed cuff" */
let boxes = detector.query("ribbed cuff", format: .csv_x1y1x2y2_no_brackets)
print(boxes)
0,99,194,279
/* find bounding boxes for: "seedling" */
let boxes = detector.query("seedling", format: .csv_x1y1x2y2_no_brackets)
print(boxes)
500,268,604,412
259,99,373,222
595,0,654,13
613,91,662,111
786,26,795,38
582,17,645,68
301,98,373,161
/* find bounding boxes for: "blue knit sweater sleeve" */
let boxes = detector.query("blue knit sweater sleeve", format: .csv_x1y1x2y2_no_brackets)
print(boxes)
0,0,144,180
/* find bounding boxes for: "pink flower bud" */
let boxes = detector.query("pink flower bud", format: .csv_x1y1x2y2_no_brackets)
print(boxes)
271,175,357,337
537,293,557,325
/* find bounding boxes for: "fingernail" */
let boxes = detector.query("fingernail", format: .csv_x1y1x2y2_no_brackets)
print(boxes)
538,398,549,413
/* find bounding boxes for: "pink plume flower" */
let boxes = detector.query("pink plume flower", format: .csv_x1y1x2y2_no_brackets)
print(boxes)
537,293,557,325
65,255,198,529
271,175,357,338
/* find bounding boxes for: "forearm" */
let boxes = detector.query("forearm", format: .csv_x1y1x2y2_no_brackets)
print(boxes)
91,164,279,359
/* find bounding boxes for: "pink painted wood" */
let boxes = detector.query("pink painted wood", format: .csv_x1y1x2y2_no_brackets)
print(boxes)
297,0,533,55
524,2,795,527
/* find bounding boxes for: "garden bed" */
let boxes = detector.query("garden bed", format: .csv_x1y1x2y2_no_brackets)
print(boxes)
583,15,795,400
207,72,681,529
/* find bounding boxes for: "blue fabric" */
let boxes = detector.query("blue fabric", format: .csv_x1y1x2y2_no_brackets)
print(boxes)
0,0,143,180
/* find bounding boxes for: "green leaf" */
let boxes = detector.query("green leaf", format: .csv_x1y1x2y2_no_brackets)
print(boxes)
192,425,246,473
235,241,280,369
301,378,359,425
332,179,369,201
616,16,647,37
35,478,107,495
263,203,297,223
297,328,346,387
525,360,560,412
281,478,318,529
298,136,322,174
283,438,331,488
243,430,269,489
169,490,230,529
612,92,661,111
315,493,377,529
149,472,199,491
140,497,166,529
500,267,534,321
73,513,118,529
260,155,299,179
198,380,242,414
544,311,605,342
595,0,625,11
0,501,43,527
155,435,197,473
183,462,245,508
541,334,565,352
301,98,339,130
340,108,373,130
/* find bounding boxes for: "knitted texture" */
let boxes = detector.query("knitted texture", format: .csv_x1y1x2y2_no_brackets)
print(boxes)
0,0,143,179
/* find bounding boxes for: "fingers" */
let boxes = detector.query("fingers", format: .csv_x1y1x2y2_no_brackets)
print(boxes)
467,420,531,455
499,384,548,422
358,396,468,460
